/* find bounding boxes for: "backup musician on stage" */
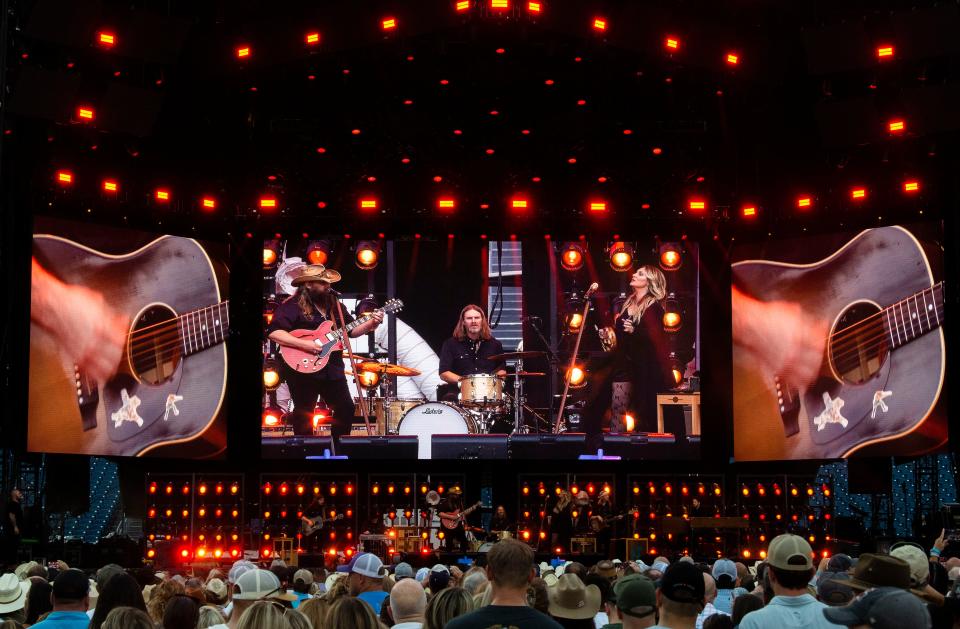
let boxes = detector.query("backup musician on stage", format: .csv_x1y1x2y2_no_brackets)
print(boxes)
437,304,507,399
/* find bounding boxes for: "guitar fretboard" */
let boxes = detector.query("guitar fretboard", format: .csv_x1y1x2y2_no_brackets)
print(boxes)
884,283,944,351
179,301,230,357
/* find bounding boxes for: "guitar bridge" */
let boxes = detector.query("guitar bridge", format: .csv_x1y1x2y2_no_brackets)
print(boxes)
774,375,800,437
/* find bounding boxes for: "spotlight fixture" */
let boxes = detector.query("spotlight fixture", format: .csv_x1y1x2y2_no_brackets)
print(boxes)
566,365,587,388
560,242,585,271
262,405,283,428
668,352,684,385
662,293,682,332
305,240,332,266
263,358,280,390
357,369,381,389
658,243,682,271
355,241,380,270
608,241,634,272
312,402,330,431
563,296,585,333
263,239,280,268
55,170,73,185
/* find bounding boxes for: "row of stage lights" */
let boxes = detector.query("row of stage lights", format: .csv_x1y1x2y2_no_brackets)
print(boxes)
148,481,240,496
740,483,832,499
52,168,926,223
262,481,355,497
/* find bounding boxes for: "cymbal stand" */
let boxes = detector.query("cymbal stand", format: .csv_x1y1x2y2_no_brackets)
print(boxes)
513,356,525,433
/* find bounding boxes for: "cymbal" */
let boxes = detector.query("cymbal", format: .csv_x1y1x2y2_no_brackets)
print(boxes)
488,351,546,361
356,361,422,377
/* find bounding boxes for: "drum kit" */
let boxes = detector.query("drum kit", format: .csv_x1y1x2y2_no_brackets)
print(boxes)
347,351,550,458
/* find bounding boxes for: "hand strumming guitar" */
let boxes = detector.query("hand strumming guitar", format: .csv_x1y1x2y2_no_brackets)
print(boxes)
31,258,128,383
732,285,828,393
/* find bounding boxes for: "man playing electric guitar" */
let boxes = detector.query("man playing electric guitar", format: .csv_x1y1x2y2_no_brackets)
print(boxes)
267,265,383,446
438,490,478,553
299,493,327,553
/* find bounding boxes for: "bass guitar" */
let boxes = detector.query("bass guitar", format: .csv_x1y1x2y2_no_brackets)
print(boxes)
302,514,344,537
733,226,945,460
279,299,404,373
29,235,228,457
440,501,482,530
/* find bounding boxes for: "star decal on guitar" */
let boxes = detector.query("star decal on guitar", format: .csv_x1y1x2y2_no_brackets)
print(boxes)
813,392,848,431
871,390,893,419
164,394,184,421
111,388,143,428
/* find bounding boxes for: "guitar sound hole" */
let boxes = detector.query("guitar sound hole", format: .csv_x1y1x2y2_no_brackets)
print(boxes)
829,301,889,385
129,305,182,385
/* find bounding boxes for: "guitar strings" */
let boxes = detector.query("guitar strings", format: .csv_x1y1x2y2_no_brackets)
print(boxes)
827,292,943,358
824,302,944,370
826,283,942,347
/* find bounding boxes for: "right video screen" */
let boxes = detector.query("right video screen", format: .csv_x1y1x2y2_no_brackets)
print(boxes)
732,223,947,461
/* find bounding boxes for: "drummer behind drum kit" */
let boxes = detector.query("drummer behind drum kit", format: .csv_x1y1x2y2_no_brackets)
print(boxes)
344,351,549,459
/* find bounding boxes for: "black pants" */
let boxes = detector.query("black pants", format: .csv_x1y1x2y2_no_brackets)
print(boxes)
282,367,355,442
444,525,468,552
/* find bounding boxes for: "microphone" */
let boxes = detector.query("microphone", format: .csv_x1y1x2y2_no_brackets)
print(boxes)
327,288,341,296
585,282,600,298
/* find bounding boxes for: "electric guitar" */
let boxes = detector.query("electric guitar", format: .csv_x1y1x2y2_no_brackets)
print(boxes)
440,501,482,530
278,299,404,373
29,235,228,458
733,226,946,460
301,514,344,537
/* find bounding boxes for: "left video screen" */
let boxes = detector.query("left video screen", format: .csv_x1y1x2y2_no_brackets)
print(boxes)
28,218,229,458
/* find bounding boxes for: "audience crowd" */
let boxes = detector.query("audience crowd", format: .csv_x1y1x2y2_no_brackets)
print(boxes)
1,531,958,628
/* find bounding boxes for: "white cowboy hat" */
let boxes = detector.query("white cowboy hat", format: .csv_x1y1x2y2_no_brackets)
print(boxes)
0,573,29,614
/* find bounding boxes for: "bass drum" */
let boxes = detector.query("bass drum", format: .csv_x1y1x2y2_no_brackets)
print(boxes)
397,402,477,459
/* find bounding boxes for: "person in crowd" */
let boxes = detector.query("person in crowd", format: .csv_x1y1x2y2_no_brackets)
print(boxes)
100,606,155,629
297,597,329,628
349,553,389,614
24,577,52,626
611,574,657,629
89,572,147,629
219,568,296,629
184,577,206,604
710,559,738,616
86,564,124,619
702,615,733,629
289,569,314,609
30,569,90,629
162,594,200,629
389,577,427,629
146,578,185,623
822,586,932,629
233,600,290,629
394,563,415,582
527,578,551,616
729,594,762,628
651,562,706,629
446,538,562,628
204,578,228,610
738,535,835,629
326,596,384,629
221,560,257,621
696,573,727,629
425,587,474,629
197,605,226,629
815,572,854,607
547,573,601,629
429,565,451,596
461,569,488,598
0,572,28,626
284,609,312,629
583,574,612,628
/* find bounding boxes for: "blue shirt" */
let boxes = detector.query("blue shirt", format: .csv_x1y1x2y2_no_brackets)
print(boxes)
290,591,311,608
358,590,389,613
714,588,735,615
738,594,835,629
30,611,92,629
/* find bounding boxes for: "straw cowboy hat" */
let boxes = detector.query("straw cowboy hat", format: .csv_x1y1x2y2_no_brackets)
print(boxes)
290,264,342,286
547,573,601,620
0,573,29,614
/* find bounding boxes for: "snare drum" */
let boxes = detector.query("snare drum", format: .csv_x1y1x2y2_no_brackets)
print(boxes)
397,402,477,459
497,530,513,541
459,374,503,408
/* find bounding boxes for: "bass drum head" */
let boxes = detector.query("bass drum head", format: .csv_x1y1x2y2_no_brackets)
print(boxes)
397,402,477,459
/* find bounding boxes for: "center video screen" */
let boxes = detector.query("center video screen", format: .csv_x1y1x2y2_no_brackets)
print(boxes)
261,236,702,460
28,218,230,459
731,223,947,461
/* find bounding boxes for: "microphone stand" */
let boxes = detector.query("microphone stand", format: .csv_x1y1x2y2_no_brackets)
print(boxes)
332,296,373,439
554,289,596,434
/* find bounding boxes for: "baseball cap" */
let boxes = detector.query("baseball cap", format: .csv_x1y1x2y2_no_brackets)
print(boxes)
352,553,384,579
429,564,450,590
613,574,656,618
712,559,738,582
205,578,228,599
415,567,430,582
659,562,705,604
394,563,414,580
651,560,670,573
52,569,90,601
827,553,853,573
822,586,932,629
336,552,367,574
890,545,929,587
233,569,296,601
293,569,314,586
766,534,814,571
817,572,855,606
228,560,257,584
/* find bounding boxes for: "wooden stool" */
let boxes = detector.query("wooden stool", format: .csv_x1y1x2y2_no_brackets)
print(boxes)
656,392,701,436
273,536,297,567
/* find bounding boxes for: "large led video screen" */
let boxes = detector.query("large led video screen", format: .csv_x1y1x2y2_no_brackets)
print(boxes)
28,218,229,458
732,224,946,461
261,236,702,460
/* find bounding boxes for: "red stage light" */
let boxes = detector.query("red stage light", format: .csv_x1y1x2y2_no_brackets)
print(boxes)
851,187,866,200
262,409,281,427
77,106,95,121
382,17,397,30
359,197,378,211
688,199,706,212
98,32,116,47
903,180,920,193
230,483,239,495
438,198,456,211
456,0,470,11
155,189,170,202
56,170,73,185
796,196,812,209
726,53,739,65
236,46,250,59
561,243,584,271
306,32,320,45
356,241,380,270
259,197,277,210
588,200,607,212
180,549,190,559
491,0,509,8
652,147,662,155
528,1,541,13
888,119,905,133
877,45,894,59
741,205,757,218
102,179,118,193
201,197,216,210
665,36,680,51
511,197,529,211
198,484,207,495
592,17,607,31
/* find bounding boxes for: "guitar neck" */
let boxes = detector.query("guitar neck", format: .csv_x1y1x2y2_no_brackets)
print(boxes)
884,283,944,351
179,301,230,357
